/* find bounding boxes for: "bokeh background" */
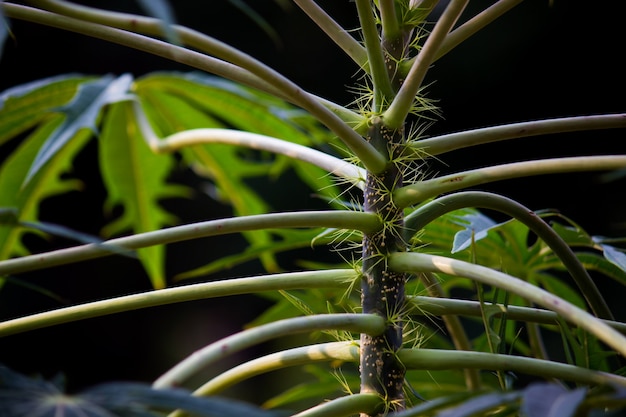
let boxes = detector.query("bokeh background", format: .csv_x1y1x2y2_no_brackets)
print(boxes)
0,0,625,404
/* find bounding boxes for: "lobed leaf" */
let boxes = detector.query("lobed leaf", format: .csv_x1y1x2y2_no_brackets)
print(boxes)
99,101,187,289
24,74,134,185
0,117,87,261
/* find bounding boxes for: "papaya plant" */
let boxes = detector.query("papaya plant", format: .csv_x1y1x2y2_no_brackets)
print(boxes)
0,1,626,416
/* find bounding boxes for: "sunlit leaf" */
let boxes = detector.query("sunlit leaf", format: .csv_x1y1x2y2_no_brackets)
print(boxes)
596,242,626,273
0,74,87,145
0,116,87,261
575,252,626,284
24,74,133,185
451,211,498,253
134,73,340,275
99,101,188,289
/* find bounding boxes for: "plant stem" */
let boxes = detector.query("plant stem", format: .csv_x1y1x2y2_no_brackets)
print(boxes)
0,211,380,277
153,314,386,389
293,0,368,68
131,100,366,188
409,113,626,156
0,270,355,337
191,341,360,396
383,0,468,128
292,394,383,417
394,155,626,207
418,272,481,390
434,0,523,60
404,191,613,319
360,120,407,414
379,0,401,42
4,3,385,172
398,348,626,388
388,252,626,357
20,0,360,121
407,296,626,333
355,0,395,108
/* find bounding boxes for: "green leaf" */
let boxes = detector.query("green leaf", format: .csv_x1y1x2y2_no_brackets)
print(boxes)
24,74,134,185
134,73,340,274
575,251,626,284
451,211,498,253
99,101,188,289
0,116,87,261
0,74,87,145
596,241,626,273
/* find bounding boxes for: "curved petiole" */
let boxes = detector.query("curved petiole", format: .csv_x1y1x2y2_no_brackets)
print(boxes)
408,113,626,156
389,252,626,357
0,211,381,277
403,191,613,319
152,314,385,389
394,155,626,208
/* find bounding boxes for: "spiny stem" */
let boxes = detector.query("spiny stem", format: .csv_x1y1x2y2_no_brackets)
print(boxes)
360,121,406,414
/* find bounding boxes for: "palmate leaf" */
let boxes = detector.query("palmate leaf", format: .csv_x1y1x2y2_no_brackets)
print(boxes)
0,74,87,145
134,72,341,274
24,74,134,185
0,116,87,261
99,101,187,289
551,220,626,276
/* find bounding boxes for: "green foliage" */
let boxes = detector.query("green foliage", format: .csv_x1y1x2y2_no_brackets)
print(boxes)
0,1,625,416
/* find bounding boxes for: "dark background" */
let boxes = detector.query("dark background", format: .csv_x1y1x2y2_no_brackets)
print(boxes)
0,0,625,404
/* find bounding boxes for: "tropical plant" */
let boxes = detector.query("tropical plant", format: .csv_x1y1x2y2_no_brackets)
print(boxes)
0,0,625,416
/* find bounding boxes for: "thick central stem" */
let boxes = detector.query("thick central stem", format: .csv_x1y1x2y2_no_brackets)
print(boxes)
360,121,406,415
